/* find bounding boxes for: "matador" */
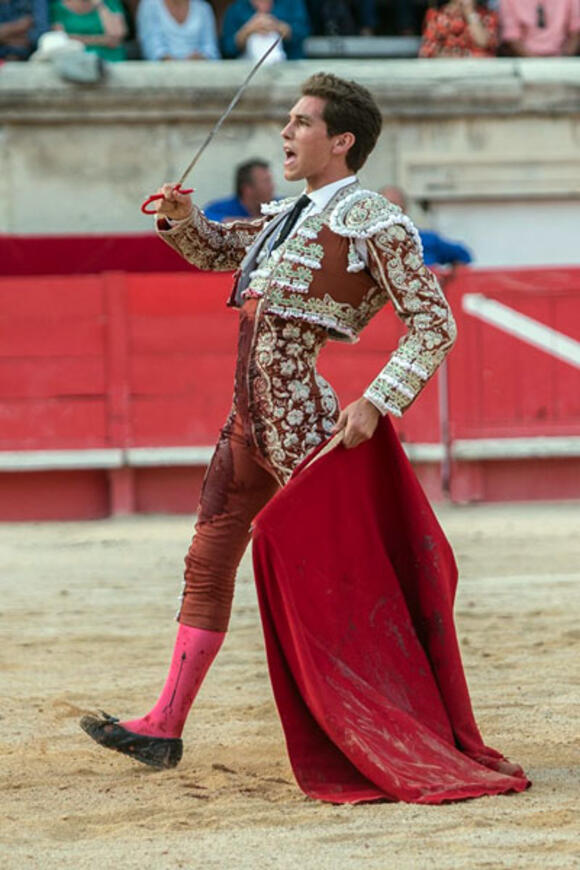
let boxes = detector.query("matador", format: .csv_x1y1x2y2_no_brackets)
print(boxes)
80,73,521,792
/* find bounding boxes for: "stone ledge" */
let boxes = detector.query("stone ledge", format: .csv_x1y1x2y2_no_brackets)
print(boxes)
1,58,580,122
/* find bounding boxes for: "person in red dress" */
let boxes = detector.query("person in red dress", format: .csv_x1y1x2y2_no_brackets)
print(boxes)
419,0,499,57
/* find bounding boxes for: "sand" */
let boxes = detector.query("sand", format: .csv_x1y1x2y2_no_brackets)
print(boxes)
0,503,579,870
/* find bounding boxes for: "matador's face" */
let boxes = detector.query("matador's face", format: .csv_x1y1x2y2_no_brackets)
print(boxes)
281,96,351,191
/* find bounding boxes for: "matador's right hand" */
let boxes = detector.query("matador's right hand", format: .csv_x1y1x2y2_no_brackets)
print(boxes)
150,183,194,221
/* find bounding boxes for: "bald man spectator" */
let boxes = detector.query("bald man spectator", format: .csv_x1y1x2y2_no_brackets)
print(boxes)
500,0,580,56
204,159,275,223
380,185,473,268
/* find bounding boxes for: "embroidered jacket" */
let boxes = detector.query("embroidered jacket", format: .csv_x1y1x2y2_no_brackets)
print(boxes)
157,182,456,417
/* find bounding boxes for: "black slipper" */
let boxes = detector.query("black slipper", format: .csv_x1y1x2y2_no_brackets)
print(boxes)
80,712,183,770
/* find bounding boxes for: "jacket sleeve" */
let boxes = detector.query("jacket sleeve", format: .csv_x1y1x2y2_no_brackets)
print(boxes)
363,223,457,417
156,205,268,271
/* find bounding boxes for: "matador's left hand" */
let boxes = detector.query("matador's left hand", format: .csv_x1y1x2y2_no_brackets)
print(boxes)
332,397,381,449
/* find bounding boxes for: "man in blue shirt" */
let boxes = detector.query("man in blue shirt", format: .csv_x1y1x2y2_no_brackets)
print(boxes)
379,185,472,267
221,0,310,60
0,0,48,60
204,159,275,223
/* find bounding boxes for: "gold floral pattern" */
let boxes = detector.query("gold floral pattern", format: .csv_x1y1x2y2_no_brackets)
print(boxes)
244,215,328,301
364,225,457,416
264,284,385,343
250,313,338,484
157,206,267,271
329,188,423,254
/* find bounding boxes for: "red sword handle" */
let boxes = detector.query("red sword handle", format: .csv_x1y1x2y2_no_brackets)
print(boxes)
141,184,194,216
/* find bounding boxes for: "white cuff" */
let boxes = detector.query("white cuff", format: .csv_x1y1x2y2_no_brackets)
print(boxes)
363,388,402,418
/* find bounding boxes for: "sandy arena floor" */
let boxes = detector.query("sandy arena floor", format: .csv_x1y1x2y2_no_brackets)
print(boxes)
0,503,578,870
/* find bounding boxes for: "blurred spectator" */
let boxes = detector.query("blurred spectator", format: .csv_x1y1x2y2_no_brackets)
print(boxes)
374,0,430,36
221,0,309,60
419,0,499,57
137,0,219,60
305,0,375,36
380,185,473,267
204,158,275,222
50,0,127,60
391,0,418,34
500,0,580,56
1,0,48,60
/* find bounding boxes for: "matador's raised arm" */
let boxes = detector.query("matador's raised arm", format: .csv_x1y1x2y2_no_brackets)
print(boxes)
364,224,457,417
156,205,268,272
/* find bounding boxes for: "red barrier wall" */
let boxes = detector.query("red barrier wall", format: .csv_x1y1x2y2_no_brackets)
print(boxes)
444,267,580,502
447,268,580,439
0,233,191,275
1,262,578,518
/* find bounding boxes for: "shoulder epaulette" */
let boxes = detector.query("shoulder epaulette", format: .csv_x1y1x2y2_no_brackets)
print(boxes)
328,189,422,254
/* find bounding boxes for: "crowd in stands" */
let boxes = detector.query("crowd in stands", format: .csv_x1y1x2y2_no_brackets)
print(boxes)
1,0,579,62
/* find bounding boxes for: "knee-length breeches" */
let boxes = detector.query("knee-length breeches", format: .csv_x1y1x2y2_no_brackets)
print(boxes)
177,299,339,633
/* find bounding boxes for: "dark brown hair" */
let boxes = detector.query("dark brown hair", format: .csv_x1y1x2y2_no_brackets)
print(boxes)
301,72,382,172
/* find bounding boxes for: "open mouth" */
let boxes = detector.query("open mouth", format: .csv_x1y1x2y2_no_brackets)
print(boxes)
283,146,297,169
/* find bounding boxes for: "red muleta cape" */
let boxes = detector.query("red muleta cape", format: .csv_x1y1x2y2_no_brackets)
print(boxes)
251,417,530,804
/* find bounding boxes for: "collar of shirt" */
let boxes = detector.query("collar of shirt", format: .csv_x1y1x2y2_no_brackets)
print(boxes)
300,175,358,222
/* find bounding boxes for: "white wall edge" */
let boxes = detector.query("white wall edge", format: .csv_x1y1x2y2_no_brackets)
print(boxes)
0,449,124,471
125,447,215,466
402,443,445,462
451,436,580,460
0,437,579,471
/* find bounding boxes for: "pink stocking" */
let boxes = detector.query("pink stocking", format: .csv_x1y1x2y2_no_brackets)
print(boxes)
121,623,225,739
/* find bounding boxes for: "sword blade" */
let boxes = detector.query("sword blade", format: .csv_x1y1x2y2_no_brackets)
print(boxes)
178,35,282,187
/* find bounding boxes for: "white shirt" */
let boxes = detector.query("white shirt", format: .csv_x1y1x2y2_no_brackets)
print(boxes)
137,0,220,61
296,175,358,227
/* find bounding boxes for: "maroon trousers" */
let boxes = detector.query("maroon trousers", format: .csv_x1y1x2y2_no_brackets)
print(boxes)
177,298,338,632
179,412,279,632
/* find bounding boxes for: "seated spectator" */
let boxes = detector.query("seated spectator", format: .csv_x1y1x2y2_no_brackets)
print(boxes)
380,185,473,267
419,0,499,57
306,0,375,36
221,0,309,61
1,0,48,60
50,0,127,61
137,0,219,60
500,0,580,57
204,158,275,222
391,0,420,35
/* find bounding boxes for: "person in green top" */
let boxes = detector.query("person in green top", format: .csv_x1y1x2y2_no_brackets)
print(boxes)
50,0,127,61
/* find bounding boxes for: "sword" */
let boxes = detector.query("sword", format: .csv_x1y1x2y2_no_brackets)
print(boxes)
141,35,282,215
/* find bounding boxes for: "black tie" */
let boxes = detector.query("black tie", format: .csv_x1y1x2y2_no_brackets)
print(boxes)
272,194,311,250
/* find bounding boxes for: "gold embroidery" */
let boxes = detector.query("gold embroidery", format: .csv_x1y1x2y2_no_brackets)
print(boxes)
157,206,267,272
364,225,457,416
251,314,339,483
328,189,424,257
263,284,387,343
243,215,327,301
